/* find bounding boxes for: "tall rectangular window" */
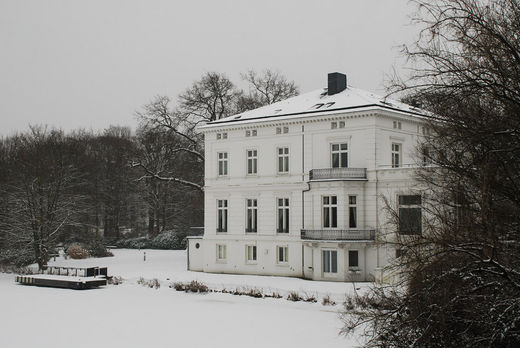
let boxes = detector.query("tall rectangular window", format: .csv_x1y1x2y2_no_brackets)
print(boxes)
323,196,338,228
216,244,227,261
277,147,289,173
246,245,257,263
398,195,422,235
348,250,359,268
217,200,228,232
218,152,228,176
391,143,401,168
247,150,258,175
422,146,432,166
277,246,288,263
277,198,290,233
322,250,338,273
246,199,257,233
331,143,348,168
348,195,357,228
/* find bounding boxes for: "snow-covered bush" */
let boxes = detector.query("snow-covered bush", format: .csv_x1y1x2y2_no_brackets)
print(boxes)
170,280,208,293
115,237,151,249
137,277,160,289
150,230,186,250
87,240,113,258
303,293,318,303
115,229,187,250
171,282,185,291
186,280,208,293
245,288,263,298
108,276,124,285
287,291,302,302
66,244,89,259
322,295,336,306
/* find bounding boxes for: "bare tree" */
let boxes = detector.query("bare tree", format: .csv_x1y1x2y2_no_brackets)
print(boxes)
238,69,299,112
178,71,239,122
342,1,520,347
0,128,86,269
133,70,299,190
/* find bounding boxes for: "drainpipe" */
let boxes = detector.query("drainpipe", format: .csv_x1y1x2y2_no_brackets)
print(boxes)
375,120,380,269
301,125,312,228
300,125,317,278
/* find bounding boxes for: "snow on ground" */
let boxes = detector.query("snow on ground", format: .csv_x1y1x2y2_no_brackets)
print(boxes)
48,249,372,301
0,249,366,348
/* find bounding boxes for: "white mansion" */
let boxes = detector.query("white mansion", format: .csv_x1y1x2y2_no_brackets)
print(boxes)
187,73,427,282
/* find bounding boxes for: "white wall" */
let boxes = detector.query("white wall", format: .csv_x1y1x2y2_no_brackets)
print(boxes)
198,110,427,281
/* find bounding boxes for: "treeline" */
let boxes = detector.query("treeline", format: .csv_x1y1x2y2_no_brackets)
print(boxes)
0,125,202,268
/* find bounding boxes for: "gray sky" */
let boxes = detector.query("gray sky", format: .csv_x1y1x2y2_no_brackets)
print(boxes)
0,0,418,136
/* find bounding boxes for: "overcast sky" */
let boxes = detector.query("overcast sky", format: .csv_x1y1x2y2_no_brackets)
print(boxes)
0,0,418,136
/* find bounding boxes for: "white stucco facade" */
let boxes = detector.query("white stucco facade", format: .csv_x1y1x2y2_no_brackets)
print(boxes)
187,74,428,282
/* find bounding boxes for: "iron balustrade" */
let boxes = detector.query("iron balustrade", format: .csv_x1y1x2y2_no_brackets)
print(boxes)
309,168,367,180
301,229,375,241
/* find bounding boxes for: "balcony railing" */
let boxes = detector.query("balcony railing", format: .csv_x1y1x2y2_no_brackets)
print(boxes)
309,168,367,181
301,229,375,241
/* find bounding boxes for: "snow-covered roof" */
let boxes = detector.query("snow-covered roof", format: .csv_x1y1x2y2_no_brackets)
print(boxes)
201,86,428,129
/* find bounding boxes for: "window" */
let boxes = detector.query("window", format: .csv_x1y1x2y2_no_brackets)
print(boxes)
398,195,422,235
217,200,228,232
422,146,432,166
393,121,402,129
276,127,288,134
217,132,228,140
217,133,221,140
331,143,348,168
216,244,227,261
277,246,288,263
322,196,337,228
348,195,357,228
331,122,338,129
348,250,359,268
245,130,250,137
277,198,290,233
246,245,257,263
391,143,401,168
246,199,257,233
252,129,257,136
339,121,345,128
322,250,338,273
277,147,289,173
218,152,228,176
222,132,228,139
247,150,257,175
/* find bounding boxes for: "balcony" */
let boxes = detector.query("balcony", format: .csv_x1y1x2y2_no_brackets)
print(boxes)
309,168,367,181
301,229,375,241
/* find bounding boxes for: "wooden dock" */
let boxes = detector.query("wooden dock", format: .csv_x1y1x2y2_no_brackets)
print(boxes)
16,266,108,290
16,275,107,289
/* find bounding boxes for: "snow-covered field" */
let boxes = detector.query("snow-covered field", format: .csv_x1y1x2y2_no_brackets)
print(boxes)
0,249,366,348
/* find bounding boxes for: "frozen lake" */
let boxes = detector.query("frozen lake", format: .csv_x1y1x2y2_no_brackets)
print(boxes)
0,249,364,348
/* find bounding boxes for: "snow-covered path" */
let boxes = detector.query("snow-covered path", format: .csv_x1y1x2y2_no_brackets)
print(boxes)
0,249,364,348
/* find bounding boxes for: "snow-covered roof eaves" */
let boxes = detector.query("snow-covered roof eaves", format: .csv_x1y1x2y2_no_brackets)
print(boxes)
199,86,429,130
